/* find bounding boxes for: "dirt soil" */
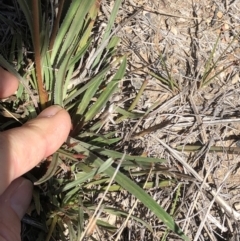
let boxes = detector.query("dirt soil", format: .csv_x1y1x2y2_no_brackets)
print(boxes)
99,0,240,240
1,0,240,240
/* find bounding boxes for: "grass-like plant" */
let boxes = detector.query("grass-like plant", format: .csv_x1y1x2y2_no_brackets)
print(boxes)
0,1,190,240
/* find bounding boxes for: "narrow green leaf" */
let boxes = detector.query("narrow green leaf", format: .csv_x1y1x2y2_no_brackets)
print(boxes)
62,65,74,101
77,196,84,239
90,136,122,146
51,0,95,64
76,2,99,52
54,37,78,106
59,158,113,192
92,0,122,68
64,74,100,107
106,36,120,52
34,153,60,185
128,79,148,111
202,34,220,86
84,57,126,122
16,34,23,70
66,220,77,241
57,0,95,65
115,105,144,119
43,51,53,92
46,216,58,241
77,141,165,164
75,73,103,117
32,189,41,215
101,180,175,191
104,207,153,232
62,187,80,204
96,219,117,232
50,0,80,62
69,40,90,68
70,138,189,240
17,0,33,37
64,56,125,106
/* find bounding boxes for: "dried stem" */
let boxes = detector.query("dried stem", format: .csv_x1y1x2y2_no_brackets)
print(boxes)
32,0,48,109
49,0,65,52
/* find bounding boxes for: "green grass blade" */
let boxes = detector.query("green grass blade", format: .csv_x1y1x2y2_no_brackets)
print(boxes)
84,57,126,122
57,0,95,64
104,207,153,232
50,0,81,61
202,62,233,87
115,106,144,120
43,51,53,91
54,38,79,106
70,138,189,240
16,34,23,70
76,1,99,52
77,140,165,164
92,0,122,68
51,0,95,64
59,158,113,192
17,0,33,37
64,74,103,106
128,79,148,111
77,131,122,145
69,40,91,68
64,56,124,106
95,220,117,233
74,73,103,117
89,136,122,146
62,65,75,101
201,34,220,87
34,153,60,185
66,220,77,241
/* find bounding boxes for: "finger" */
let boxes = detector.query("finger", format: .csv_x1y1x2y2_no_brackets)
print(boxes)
0,105,71,195
0,67,19,98
0,177,32,241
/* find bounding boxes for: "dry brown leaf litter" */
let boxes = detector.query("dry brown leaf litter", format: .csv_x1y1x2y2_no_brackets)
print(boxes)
96,0,240,240
1,0,240,240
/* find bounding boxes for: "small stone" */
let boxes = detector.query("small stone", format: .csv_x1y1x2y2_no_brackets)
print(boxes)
234,202,240,211
224,23,229,30
217,11,223,19
170,26,178,35
231,73,239,84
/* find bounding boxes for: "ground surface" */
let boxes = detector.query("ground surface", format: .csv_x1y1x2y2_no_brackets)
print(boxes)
98,0,240,240
1,0,240,240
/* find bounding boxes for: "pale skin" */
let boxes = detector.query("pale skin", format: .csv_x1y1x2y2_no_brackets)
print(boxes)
0,67,72,241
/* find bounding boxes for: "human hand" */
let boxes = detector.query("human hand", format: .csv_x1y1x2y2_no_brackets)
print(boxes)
0,67,71,241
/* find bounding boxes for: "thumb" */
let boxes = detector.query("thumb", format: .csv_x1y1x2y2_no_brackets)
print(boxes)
0,177,32,241
0,105,71,195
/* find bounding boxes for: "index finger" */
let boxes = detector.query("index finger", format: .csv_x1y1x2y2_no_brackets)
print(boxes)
0,67,19,98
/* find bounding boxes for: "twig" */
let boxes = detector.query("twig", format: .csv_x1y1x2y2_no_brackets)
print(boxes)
49,0,65,51
176,145,240,155
79,154,126,240
188,95,207,143
150,135,240,220
194,169,231,241
183,156,214,233
32,1,48,109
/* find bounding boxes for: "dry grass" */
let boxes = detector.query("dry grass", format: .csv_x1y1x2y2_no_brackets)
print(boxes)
1,0,240,240
97,0,240,240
